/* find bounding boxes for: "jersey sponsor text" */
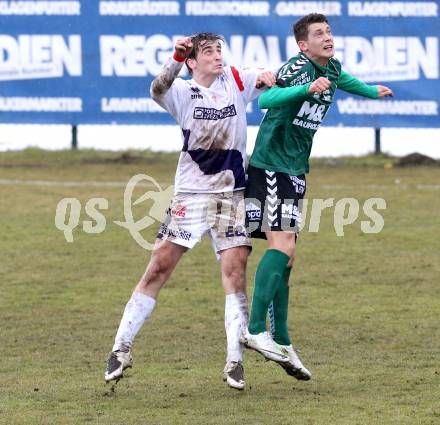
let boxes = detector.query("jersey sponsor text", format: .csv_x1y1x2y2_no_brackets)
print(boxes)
193,105,237,121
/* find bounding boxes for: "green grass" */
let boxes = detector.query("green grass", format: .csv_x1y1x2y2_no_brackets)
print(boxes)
1,149,439,425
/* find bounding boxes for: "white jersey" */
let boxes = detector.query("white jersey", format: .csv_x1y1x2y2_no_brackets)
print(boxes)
150,58,262,193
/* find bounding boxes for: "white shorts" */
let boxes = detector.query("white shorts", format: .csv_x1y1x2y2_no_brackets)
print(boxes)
157,190,251,255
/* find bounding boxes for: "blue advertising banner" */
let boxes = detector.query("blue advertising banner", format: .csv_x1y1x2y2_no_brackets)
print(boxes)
1,0,439,127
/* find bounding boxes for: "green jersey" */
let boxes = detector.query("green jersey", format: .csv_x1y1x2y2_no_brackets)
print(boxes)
250,52,379,175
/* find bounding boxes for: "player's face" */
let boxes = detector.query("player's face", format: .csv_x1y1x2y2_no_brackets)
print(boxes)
192,41,224,77
299,22,334,65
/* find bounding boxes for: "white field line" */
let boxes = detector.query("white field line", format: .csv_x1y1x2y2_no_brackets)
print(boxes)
0,179,439,190
321,184,440,190
0,179,154,188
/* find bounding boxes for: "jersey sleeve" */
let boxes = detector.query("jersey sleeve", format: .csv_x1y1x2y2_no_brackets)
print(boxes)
258,84,311,109
150,58,187,123
337,71,379,99
231,67,265,103
276,57,308,85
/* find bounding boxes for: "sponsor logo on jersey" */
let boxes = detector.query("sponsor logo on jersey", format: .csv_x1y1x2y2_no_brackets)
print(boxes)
193,104,237,120
293,100,328,130
281,203,301,220
190,86,203,100
170,204,187,217
246,201,261,221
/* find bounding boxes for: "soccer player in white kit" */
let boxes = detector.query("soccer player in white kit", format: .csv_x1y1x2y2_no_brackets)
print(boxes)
104,33,276,390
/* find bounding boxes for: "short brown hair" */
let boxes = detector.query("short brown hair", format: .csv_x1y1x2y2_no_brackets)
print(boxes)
187,32,224,60
185,32,224,74
293,14,329,42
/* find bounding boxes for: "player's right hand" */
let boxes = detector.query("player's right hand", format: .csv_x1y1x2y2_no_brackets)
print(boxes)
308,77,331,94
174,37,193,58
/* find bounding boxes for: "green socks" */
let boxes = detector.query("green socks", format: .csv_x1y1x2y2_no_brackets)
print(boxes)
269,266,292,346
248,249,290,335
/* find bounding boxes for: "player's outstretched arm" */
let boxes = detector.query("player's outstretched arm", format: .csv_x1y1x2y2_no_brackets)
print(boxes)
338,71,394,99
376,85,394,98
258,82,311,108
258,75,335,109
150,37,193,101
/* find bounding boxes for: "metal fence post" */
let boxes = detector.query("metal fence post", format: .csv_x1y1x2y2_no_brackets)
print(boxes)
375,128,381,154
71,125,78,150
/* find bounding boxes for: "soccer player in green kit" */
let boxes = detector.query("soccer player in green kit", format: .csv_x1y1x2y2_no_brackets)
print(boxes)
241,13,393,380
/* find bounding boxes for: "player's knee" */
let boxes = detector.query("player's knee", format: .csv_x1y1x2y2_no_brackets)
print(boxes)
222,249,247,280
288,250,296,267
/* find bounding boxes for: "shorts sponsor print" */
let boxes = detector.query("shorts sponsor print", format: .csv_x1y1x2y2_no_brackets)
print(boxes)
245,165,306,239
157,191,251,253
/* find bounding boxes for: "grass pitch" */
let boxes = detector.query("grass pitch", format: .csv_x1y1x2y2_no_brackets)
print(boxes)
1,149,439,425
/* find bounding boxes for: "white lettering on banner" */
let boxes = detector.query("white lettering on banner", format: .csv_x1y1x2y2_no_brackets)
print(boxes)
186,1,269,16
101,98,166,113
335,36,439,81
99,0,179,15
0,35,82,81
348,1,438,17
99,34,439,83
100,35,177,76
0,1,80,15
222,35,282,68
0,97,82,112
337,98,438,116
274,1,341,16
100,34,283,76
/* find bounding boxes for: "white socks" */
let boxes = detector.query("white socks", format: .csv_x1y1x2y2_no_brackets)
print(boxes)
112,291,156,352
113,291,248,362
224,292,248,363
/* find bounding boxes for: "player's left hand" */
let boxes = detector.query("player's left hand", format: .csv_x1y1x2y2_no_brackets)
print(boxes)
256,71,276,89
377,85,394,98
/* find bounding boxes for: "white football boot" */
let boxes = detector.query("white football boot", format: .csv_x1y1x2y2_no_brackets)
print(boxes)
241,329,289,363
223,361,245,390
104,350,133,382
276,344,311,381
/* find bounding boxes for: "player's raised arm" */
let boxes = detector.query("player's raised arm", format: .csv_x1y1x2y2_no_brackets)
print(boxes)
376,85,394,98
337,70,394,99
150,37,193,101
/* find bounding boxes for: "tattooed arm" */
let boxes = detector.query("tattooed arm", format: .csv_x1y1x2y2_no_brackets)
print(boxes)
150,37,193,102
